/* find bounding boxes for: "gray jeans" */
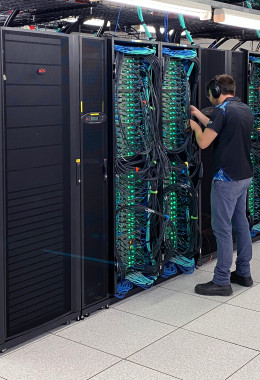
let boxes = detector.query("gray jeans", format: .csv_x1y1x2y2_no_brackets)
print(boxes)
211,177,252,285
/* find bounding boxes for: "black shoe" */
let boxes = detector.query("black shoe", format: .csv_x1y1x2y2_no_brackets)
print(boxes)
195,281,233,296
230,271,253,287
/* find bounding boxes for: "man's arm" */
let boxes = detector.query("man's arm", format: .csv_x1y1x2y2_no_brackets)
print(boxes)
191,105,210,127
190,120,218,149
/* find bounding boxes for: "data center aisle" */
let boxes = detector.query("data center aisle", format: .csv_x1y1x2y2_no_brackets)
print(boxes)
0,244,259,380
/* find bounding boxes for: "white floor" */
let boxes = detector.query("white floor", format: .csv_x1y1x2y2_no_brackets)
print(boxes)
0,244,260,380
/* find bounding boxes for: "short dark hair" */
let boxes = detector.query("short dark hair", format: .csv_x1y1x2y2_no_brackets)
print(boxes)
207,74,236,97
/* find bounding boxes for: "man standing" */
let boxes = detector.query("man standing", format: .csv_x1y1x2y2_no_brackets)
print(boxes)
190,74,254,296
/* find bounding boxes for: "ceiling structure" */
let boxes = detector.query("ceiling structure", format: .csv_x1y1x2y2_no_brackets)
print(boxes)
0,0,259,42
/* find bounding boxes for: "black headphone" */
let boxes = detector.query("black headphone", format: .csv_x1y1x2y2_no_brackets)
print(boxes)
208,77,221,99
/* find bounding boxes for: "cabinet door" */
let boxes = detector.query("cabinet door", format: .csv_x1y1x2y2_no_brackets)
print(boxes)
81,37,109,309
2,29,80,339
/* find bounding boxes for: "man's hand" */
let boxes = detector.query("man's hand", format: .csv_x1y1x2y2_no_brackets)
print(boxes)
190,105,200,118
190,105,210,127
190,119,200,132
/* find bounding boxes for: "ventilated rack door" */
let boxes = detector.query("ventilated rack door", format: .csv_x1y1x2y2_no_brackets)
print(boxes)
2,29,79,338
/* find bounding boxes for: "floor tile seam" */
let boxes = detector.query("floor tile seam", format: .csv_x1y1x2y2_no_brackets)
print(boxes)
155,285,226,303
175,302,224,328
0,334,51,358
221,285,259,304
157,283,259,307
87,359,124,380
51,334,124,359
197,268,214,273
110,307,181,328
117,285,225,305
124,358,182,379
125,327,183,360
158,282,259,304
181,326,260,353
51,310,108,334
115,302,224,330
58,329,177,362
179,302,259,330
224,302,260,313
111,290,152,307
225,352,260,380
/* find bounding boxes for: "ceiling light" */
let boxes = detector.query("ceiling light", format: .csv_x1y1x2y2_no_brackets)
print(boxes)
214,8,260,31
138,25,156,33
103,0,212,20
138,26,166,34
84,18,111,26
61,17,111,27
61,17,79,23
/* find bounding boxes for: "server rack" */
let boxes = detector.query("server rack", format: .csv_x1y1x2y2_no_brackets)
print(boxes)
107,38,166,299
0,28,81,352
245,50,260,240
160,42,201,269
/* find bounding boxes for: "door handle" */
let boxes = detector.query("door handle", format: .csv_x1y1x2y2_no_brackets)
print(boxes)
76,159,81,186
103,158,108,181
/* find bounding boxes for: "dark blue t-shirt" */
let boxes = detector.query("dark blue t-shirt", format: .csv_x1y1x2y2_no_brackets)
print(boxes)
206,97,253,180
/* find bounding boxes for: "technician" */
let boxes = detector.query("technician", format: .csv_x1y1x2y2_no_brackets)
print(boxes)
190,74,254,296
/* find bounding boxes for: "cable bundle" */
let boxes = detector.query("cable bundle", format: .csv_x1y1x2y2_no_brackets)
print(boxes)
115,279,133,299
162,49,199,153
115,45,166,296
161,47,201,271
171,256,195,274
163,173,200,258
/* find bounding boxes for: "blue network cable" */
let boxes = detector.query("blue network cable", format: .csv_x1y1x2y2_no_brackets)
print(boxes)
161,261,178,278
162,48,197,59
114,44,156,55
114,5,122,35
164,12,169,43
250,56,260,63
171,256,195,274
126,272,155,289
115,279,133,298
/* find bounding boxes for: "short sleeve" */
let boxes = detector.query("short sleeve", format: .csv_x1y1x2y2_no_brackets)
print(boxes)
206,107,225,134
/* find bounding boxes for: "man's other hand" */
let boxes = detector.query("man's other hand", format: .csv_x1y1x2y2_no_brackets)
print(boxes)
190,119,200,132
190,105,199,117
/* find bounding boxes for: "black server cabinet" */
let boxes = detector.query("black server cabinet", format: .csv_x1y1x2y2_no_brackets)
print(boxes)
199,48,249,262
0,29,81,351
226,51,248,103
199,48,229,261
80,36,111,315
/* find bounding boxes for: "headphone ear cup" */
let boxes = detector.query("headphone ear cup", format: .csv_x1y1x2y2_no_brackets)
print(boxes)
211,85,221,98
